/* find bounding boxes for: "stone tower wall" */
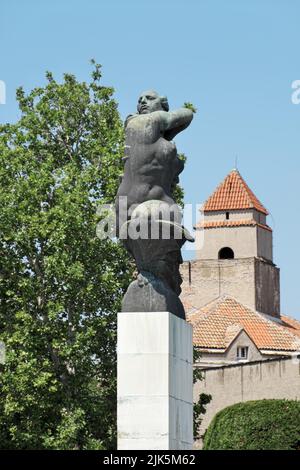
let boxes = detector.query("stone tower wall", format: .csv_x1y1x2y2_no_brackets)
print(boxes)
180,258,280,316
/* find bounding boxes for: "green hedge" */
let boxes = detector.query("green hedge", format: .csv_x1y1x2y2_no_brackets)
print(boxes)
203,399,300,450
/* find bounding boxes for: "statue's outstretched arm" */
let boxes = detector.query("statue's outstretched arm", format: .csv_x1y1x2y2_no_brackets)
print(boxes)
158,108,193,141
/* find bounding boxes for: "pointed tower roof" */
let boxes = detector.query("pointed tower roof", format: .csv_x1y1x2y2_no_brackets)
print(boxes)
203,169,268,215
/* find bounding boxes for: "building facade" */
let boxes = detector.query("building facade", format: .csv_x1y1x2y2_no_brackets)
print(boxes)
180,169,300,445
181,169,300,368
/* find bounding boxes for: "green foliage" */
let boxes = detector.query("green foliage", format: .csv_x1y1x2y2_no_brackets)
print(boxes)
193,347,212,440
203,399,300,450
0,63,133,449
171,153,186,208
183,102,197,114
0,65,203,449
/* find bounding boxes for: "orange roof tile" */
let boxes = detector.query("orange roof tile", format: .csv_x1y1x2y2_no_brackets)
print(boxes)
188,296,300,352
224,324,244,347
195,219,272,232
280,315,300,339
203,169,268,215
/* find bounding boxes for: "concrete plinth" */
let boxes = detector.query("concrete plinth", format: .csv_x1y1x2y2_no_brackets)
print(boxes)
117,311,193,450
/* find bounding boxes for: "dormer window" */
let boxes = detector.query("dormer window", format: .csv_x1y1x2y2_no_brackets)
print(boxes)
237,346,248,360
226,212,230,220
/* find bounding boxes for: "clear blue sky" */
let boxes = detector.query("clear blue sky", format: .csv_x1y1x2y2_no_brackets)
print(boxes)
1,0,300,318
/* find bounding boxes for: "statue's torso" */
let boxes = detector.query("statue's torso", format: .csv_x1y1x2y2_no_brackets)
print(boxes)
118,114,180,207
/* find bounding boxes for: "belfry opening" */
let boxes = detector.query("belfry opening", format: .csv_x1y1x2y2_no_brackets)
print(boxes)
218,247,234,259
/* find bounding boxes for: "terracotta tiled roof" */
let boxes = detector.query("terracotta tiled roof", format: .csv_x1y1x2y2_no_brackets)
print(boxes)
195,219,272,232
188,296,300,352
280,315,300,339
203,169,268,215
224,324,244,347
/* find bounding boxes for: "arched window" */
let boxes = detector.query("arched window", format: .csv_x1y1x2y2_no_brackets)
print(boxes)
218,247,234,259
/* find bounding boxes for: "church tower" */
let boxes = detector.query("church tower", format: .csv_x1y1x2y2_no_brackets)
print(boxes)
181,169,280,317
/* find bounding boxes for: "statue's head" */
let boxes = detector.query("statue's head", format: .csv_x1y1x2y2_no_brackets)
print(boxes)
137,90,169,114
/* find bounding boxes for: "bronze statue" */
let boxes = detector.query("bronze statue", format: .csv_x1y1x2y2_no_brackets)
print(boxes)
116,90,194,319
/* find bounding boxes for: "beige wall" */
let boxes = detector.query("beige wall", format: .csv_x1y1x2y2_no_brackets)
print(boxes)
203,209,254,222
180,258,280,317
196,225,258,260
194,357,300,448
203,209,267,225
196,210,272,262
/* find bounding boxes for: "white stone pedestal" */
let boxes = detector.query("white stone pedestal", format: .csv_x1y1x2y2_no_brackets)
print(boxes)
117,311,193,450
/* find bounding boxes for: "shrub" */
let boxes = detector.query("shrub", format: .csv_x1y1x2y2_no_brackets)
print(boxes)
203,399,300,450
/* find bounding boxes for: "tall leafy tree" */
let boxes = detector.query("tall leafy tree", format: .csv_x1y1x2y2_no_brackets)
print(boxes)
0,62,132,449
0,69,209,449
